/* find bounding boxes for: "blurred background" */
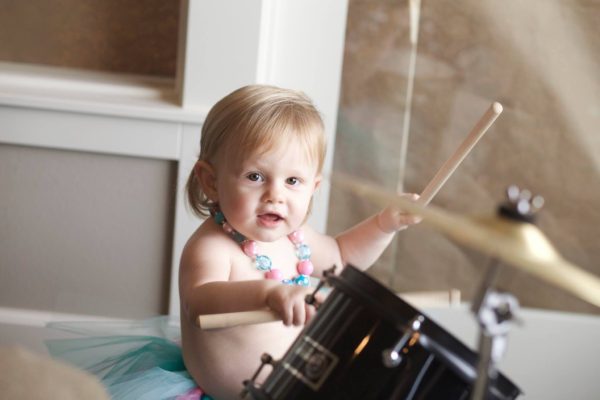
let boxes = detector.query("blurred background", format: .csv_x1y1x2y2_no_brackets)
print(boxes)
329,0,600,315
0,0,598,317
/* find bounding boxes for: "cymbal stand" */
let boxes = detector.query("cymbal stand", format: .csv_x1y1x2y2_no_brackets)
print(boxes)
470,258,520,400
470,184,543,399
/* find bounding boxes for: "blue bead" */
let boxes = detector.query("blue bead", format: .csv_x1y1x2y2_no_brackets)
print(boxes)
282,279,293,285
214,211,225,225
255,255,272,271
295,244,311,260
294,275,310,286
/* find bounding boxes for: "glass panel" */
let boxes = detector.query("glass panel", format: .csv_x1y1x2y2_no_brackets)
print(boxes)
330,0,600,314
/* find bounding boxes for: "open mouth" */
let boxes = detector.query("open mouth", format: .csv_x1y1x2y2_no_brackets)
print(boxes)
258,213,284,226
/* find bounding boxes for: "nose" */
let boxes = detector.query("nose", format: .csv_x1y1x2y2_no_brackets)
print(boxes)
263,181,285,203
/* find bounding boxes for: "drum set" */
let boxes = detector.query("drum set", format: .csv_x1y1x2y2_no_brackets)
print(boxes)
196,103,600,399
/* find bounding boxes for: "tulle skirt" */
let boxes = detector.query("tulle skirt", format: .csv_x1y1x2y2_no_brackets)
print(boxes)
45,316,213,400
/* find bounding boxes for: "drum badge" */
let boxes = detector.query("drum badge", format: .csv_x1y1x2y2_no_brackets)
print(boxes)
282,336,339,391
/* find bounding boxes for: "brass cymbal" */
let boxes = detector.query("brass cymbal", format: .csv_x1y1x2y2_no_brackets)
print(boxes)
331,173,600,308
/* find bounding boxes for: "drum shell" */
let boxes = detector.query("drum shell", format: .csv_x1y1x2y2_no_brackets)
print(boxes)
249,266,521,400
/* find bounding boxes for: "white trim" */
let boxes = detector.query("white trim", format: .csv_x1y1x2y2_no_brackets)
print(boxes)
0,62,172,96
0,62,207,124
175,0,191,105
0,94,207,124
0,106,188,160
169,124,204,316
255,0,278,83
0,307,125,328
176,0,265,109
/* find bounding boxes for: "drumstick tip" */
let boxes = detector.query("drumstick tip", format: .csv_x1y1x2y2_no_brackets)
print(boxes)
492,102,503,115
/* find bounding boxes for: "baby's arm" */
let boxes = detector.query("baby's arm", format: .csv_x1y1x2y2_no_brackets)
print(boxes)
183,280,314,326
307,194,421,273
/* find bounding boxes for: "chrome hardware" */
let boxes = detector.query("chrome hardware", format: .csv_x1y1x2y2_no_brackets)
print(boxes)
241,353,276,398
305,265,337,309
382,315,425,368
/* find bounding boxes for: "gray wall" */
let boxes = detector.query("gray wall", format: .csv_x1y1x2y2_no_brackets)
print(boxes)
0,144,177,318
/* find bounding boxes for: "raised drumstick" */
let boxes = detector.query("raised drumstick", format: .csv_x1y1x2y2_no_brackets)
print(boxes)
418,102,503,205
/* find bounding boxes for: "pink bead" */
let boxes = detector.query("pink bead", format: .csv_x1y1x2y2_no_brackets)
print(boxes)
296,260,314,276
265,269,283,280
222,222,234,233
288,230,304,245
242,240,258,258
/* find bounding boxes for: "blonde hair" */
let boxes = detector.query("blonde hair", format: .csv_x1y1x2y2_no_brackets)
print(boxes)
186,84,326,218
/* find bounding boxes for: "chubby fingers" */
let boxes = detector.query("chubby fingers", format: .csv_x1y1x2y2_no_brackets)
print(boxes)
377,193,423,233
267,285,316,326
281,298,316,326
289,294,318,326
305,303,317,323
291,300,306,326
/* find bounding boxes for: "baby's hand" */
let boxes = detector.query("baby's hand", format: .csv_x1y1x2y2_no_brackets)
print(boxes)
377,193,422,233
266,284,316,326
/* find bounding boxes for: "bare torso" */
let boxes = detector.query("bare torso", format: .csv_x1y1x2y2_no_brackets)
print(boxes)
178,220,333,400
181,310,302,400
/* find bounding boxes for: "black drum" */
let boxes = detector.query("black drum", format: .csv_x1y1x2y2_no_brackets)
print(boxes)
244,265,521,399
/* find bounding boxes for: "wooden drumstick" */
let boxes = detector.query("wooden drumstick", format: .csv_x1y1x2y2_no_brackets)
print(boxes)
197,310,279,330
418,102,503,206
196,287,462,330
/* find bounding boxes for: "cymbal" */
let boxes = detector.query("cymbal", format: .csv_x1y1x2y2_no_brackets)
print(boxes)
331,172,600,308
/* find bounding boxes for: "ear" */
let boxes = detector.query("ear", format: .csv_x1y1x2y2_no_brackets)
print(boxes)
313,174,322,192
194,160,219,202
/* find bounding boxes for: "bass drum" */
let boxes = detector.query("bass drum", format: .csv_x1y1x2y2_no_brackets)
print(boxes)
244,265,521,400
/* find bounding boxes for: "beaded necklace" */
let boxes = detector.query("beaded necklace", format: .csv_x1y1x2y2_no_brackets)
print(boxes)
213,209,313,286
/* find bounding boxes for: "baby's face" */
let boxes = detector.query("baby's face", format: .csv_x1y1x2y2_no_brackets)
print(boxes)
214,139,321,242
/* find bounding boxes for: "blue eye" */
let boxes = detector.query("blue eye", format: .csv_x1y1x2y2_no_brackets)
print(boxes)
286,177,300,185
247,172,263,182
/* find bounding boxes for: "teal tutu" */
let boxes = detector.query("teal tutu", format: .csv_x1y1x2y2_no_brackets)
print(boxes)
45,317,213,400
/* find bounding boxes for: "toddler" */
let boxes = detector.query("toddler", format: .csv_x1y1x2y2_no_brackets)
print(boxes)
179,84,419,399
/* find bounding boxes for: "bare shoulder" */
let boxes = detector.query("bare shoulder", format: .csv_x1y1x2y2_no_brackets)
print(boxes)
301,224,343,275
179,219,239,284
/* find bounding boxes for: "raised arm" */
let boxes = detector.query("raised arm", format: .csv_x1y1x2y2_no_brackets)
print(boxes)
338,195,421,269
307,194,420,273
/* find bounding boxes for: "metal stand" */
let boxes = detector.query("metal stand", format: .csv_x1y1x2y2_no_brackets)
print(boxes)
470,259,520,400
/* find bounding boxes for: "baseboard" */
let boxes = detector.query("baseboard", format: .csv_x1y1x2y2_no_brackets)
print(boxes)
0,307,121,328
